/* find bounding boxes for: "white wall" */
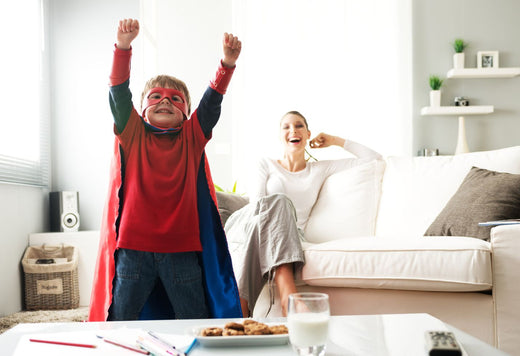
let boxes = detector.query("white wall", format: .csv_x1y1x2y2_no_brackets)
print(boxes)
49,0,520,232
0,0,51,316
0,0,141,316
49,0,141,231
139,0,234,191
0,184,47,316
1,0,520,315
228,0,412,194
413,0,520,154
49,0,233,229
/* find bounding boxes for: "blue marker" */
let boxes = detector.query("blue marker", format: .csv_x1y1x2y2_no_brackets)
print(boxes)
184,338,197,355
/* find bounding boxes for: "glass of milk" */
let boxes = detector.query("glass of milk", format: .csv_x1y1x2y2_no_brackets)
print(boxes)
287,292,330,356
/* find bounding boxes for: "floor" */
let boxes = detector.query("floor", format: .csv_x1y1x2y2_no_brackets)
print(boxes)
0,307,89,334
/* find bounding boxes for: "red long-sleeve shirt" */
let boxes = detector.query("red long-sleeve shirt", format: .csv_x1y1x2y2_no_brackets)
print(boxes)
109,46,234,253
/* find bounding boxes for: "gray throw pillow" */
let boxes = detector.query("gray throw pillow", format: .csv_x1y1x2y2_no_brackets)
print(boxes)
215,191,249,226
424,166,520,241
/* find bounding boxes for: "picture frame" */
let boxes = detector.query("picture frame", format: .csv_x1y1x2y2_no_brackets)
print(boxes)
477,51,499,69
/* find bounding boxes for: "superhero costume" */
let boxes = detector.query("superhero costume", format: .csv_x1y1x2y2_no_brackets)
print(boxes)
88,45,241,321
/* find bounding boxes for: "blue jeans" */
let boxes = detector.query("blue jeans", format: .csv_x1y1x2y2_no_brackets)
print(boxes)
107,248,209,321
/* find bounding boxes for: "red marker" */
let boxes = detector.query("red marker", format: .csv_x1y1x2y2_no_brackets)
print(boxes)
29,338,97,348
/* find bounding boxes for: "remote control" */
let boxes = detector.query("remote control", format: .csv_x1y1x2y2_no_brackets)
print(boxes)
425,331,462,356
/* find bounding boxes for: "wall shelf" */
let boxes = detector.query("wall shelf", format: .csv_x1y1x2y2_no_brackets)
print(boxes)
423,55,518,155
420,106,494,155
421,105,494,116
447,68,520,78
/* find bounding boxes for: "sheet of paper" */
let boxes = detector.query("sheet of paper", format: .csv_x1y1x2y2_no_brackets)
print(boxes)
13,328,194,356
14,331,106,356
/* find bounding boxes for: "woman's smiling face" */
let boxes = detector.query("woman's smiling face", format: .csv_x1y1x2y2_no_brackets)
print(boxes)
280,113,311,152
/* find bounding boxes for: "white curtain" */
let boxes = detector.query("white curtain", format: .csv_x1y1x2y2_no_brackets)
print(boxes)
230,0,412,192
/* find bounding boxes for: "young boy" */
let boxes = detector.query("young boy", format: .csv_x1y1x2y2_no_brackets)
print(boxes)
89,19,242,321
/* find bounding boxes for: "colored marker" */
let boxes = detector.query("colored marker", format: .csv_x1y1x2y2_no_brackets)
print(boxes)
29,338,97,349
185,338,197,355
103,337,150,354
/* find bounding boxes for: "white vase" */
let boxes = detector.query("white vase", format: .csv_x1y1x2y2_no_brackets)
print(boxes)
453,53,465,69
429,90,441,107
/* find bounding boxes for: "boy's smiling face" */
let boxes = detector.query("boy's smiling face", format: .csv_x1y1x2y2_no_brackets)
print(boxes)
143,87,188,129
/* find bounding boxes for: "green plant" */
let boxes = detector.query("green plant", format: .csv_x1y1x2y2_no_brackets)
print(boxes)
452,38,467,53
429,75,443,90
214,180,239,194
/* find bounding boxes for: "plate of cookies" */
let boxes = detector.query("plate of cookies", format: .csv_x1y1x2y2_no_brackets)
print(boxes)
193,319,289,347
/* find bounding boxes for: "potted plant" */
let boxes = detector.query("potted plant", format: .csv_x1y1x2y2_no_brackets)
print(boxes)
429,75,443,107
452,38,467,69
214,181,240,194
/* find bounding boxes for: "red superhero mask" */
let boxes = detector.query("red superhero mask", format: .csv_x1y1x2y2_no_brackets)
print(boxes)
141,87,189,120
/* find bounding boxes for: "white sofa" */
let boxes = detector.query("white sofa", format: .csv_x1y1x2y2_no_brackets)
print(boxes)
218,146,520,355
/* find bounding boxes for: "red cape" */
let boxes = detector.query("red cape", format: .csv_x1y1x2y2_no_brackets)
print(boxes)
88,135,241,321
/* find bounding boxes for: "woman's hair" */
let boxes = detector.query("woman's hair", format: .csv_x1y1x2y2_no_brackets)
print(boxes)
140,75,192,115
281,110,309,129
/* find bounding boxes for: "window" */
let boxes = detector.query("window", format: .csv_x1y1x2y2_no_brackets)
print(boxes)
0,0,49,186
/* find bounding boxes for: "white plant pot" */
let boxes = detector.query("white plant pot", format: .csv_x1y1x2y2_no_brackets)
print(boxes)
430,90,441,107
453,53,465,69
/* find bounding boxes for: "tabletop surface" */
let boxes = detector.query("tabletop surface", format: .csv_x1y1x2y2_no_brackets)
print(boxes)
0,313,508,356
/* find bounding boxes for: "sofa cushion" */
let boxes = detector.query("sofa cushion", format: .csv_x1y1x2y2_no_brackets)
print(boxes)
215,191,249,226
376,146,520,238
301,236,492,292
425,167,520,241
304,160,385,243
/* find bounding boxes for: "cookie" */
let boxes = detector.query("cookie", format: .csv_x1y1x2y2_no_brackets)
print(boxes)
224,322,245,331
242,319,258,326
201,320,283,337
223,328,245,336
244,322,271,335
201,327,223,336
269,324,289,334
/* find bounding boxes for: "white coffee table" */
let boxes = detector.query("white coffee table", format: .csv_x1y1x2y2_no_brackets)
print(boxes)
0,313,508,355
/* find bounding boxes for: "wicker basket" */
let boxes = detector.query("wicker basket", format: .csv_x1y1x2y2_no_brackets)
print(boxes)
21,245,79,310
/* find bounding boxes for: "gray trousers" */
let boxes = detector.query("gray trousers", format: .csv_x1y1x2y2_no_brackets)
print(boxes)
224,194,305,314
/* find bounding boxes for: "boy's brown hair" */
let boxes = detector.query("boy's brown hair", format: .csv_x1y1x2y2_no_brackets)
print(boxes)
141,75,192,115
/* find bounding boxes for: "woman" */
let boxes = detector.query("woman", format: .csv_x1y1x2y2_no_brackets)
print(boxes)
225,111,382,317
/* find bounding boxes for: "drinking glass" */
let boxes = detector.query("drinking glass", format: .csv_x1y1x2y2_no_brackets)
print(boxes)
287,292,330,356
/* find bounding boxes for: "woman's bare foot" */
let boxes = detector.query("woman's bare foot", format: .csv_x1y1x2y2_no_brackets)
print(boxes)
240,297,250,317
274,264,297,316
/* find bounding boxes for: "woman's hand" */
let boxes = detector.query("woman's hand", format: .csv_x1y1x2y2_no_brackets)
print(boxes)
117,18,140,50
309,133,345,149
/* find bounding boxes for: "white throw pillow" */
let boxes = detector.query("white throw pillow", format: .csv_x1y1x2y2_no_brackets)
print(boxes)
375,146,520,238
304,160,385,243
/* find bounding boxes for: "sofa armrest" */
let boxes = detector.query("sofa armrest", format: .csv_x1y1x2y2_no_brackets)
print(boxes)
490,224,520,353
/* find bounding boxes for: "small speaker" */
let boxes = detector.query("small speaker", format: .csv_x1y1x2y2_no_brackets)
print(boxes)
50,191,80,232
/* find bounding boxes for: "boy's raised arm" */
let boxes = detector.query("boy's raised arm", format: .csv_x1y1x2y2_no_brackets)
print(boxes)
110,18,139,87
209,33,241,96
109,19,139,133
199,33,241,136
222,32,242,68
116,18,140,50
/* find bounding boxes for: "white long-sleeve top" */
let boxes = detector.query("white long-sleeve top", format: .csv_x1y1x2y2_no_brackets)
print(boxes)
251,140,382,231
